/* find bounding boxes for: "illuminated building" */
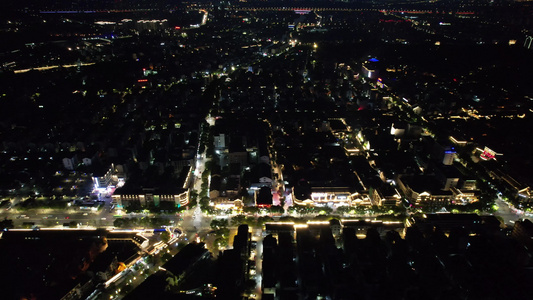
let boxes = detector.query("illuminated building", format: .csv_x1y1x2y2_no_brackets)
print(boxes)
92,163,126,191
449,187,479,204
210,173,243,209
370,184,402,206
135,19,169,32
62,155,78,170
106,233,149,250
517,187,533,203
294,9,311,15
361,63,378,79
397,175,455,206
449,135,467,146
376,77,388,89
250,162,273,189
443,150,456,165
429,138,457,166
361,57,380,80
112,187,189,208
264,219,404,240
214,133,226,149
292,186,371,207
341,219,404,238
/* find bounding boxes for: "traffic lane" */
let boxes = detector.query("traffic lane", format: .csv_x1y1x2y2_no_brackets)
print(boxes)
494,198,521,226
8,212,116,227
1,204,114,217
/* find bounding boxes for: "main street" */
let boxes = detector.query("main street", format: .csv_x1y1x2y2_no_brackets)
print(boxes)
492,196,533,227
4,190,531,232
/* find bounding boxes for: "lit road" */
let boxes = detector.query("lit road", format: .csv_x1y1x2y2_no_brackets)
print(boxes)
13,62,96,74
252,228,263,300
193,205,202,228
1,207,114,228
493,197,520,227
493,197,533,227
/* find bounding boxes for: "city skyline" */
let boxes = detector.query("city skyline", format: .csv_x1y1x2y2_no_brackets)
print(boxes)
1,1,533,299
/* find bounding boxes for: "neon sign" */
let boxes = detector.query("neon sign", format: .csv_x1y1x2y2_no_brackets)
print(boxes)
480,147,496,160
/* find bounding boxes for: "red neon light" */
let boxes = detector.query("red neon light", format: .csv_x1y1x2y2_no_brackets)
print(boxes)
480,147,496,160
480,151,495,160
